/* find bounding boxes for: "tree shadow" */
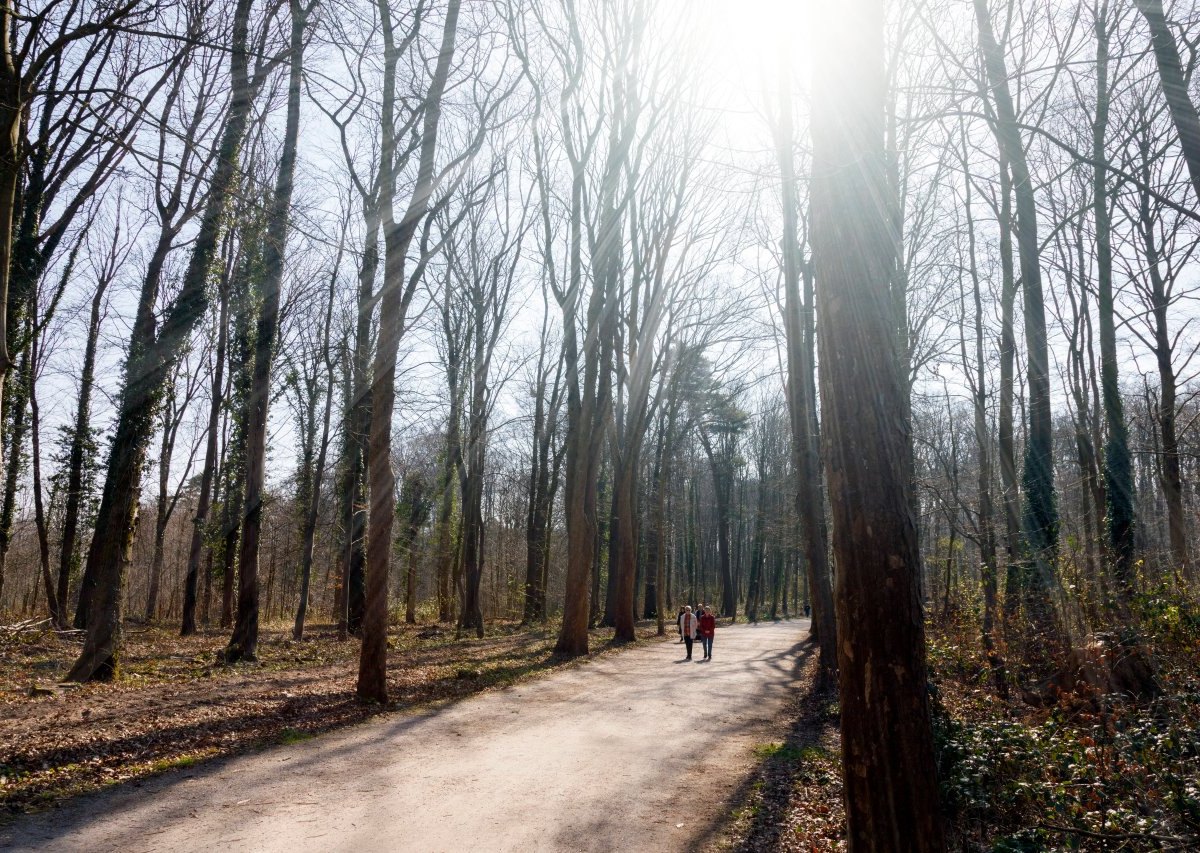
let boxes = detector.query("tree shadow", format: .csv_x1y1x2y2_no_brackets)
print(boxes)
0,627,660,824
690,635,840,851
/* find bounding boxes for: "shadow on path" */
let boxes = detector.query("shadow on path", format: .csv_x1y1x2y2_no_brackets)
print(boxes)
2,620,806,853
692,634,841,851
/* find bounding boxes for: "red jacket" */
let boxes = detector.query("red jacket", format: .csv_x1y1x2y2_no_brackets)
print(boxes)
699,613,716,638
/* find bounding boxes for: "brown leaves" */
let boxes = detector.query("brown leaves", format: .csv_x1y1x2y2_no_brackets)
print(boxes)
0,620,652,814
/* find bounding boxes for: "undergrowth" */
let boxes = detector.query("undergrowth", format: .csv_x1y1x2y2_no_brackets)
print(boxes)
720,589,1200,851
929,588,1200,850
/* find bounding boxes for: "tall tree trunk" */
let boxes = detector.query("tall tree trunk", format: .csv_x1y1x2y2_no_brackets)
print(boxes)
1093,2,1136,601
433,413,459,623
811,0,946,847
67,0,257,682
557,318,604,654
700,436,737,619
58,270,108,624
1137,165,1190,581
961,133,1007,695
591,465,608,628
997,157,1021,625
404,546,418,625
652,415,671,636
457,265,501,640
539,443,563,622
398,474,428,626
145,391,177,622
1155,320,1187,579
0,3,22,526
182,271,231,635
28,324,58,626
601,465,619,628
522,335,558,624
224,0,306,664
554,141,615,656
294,265,337,641
219,385,247,631
643,413,668,631
336,179,380,639
457,449,485,638
0,345,29,607
457,304,489,639
975,0,1065,665
745,476,765,623
611,446,641,639
776,66,837,676
358,0,461,702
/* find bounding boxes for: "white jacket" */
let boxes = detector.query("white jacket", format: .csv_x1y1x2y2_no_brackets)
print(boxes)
679,611,698,639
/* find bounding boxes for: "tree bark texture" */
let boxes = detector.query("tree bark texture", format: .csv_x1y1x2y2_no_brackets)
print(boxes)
811,0,946,847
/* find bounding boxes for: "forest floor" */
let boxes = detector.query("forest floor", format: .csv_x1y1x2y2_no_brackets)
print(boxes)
0,618,809,852
0,618,663,816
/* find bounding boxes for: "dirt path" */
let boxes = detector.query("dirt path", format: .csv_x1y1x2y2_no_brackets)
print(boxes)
1,619,807,852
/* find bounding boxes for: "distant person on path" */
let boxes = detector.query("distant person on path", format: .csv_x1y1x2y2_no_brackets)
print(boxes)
680,606,698,660
699,606,716,660
803,603,811,618
676,607,686,642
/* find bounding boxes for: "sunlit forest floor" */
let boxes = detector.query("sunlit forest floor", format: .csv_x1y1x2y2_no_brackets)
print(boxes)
721,599,1200,852
0,619,660,815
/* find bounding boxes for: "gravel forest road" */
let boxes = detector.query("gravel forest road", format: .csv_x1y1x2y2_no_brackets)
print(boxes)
2,619,808,853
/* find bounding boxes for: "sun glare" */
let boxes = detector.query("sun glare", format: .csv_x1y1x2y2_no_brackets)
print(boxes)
688,1,818,149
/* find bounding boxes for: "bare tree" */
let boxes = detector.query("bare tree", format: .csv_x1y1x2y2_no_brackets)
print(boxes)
58,208,126,630
146,355,205,621
224,0,314,663
357,0,463,702
521,279,564,624
772,62,837,679
292,221,344,640
974,0,1065,665
1091,0,1137,600
0,1,155,492
446,167,527,639
68,0,277,681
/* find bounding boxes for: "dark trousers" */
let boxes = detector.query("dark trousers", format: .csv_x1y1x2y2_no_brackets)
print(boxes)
701,635,713,657
684,636,694,658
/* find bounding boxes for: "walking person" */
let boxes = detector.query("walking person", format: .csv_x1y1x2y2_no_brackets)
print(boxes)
680,606,698,660
676,607,686,642
699,605,716,660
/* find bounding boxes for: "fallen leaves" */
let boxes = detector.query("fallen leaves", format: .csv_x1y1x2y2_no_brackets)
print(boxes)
1,620,657,814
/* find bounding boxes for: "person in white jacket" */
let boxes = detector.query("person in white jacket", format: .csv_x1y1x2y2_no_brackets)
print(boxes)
679,606,698,660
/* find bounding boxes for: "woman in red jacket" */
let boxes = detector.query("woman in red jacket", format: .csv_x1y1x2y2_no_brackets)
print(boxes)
698,606,716,660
